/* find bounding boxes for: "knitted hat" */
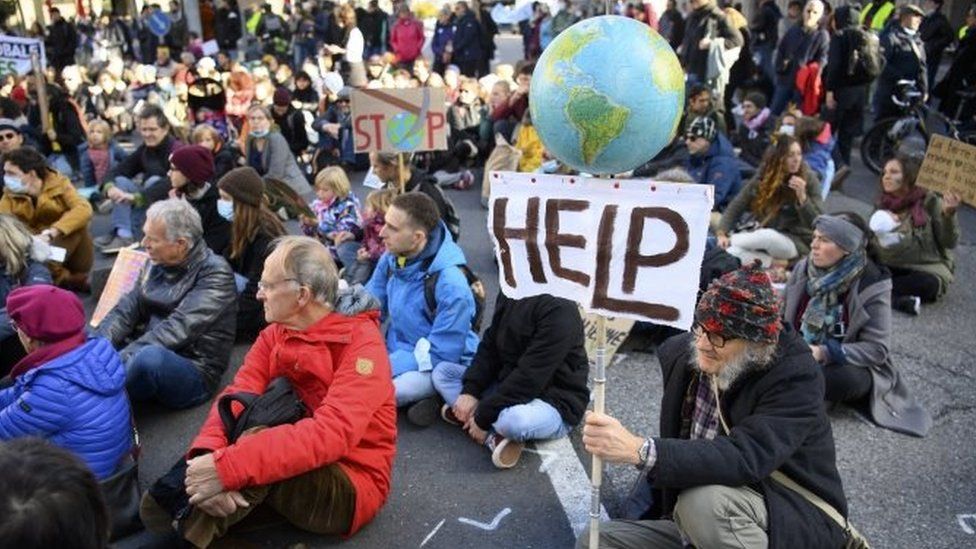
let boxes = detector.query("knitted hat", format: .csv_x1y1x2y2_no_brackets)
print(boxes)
273,86,292,106
813,214,864,253
6,285,85,343
217,167,265,207
170,145,215,184
686,116,718,142
696,260,781,344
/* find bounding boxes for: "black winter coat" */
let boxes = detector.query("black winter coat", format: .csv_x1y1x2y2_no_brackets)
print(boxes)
878,25,928,96
186,183,231,255
216,7,243,50
919,9,954,63
462,294,589,431
774,24,830,86
680,1,743,81
452,11,484,64
646,328,848,548
750,1,782,48
96,242,238,391
105,135,181,204
227,229,276,341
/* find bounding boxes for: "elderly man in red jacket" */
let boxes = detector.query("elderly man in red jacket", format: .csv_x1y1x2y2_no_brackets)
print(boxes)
142,235,397,546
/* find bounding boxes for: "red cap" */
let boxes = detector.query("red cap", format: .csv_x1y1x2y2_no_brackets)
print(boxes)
6,285,86,343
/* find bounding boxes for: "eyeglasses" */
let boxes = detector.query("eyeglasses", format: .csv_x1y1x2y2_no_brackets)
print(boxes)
0,132,18,141
256,278,298,293
691,322,727,349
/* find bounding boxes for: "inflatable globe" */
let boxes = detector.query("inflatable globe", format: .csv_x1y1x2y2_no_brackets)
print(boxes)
529,16,685,175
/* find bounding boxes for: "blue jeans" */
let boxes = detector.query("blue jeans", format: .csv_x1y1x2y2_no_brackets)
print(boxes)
111,175,160,240
771,83,799,116
393,370,437,407
431,362,572,442
333,240,360,270
126,345,212,409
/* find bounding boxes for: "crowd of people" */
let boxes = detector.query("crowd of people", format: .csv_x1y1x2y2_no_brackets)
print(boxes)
0,0,973,547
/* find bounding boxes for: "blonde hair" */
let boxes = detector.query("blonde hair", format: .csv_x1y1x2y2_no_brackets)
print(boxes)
87,119,113,144
314,166,351,198
365,188,396,214
190,124,223,149
0,214,35,278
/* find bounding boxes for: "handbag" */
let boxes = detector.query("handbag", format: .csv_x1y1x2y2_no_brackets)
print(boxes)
101,422,143,541
218,376,309,443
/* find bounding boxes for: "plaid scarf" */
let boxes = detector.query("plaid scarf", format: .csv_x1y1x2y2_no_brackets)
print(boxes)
801,250,866,344
681,372,721,441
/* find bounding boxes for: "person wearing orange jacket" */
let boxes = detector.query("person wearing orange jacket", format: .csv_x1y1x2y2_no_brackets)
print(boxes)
141,236,397,546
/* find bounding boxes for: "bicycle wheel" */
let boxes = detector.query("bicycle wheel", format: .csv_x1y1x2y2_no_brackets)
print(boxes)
860,117,929,174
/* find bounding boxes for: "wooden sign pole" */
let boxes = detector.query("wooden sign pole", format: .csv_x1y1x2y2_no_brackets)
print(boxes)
31,52,50,135
397,152,407,194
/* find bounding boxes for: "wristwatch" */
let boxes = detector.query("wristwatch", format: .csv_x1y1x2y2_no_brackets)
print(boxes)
636,437,652,470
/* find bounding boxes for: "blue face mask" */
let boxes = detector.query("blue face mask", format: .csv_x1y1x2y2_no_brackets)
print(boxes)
250,129,270,138
4,175,27,194
217,199,234,221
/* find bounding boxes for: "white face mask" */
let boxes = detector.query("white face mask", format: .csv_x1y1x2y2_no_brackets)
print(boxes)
3,175,27,194
779,124,795,136
217,198,234,221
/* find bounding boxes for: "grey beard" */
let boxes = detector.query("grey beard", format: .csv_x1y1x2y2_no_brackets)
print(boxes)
688,338,776,391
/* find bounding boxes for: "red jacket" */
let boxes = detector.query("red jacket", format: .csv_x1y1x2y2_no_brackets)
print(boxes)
189,310,397,536
390,17,425,63
795,61,824,116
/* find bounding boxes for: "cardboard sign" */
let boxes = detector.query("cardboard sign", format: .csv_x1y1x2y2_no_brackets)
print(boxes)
351,88,448,154
488,172,714,329
0,35,45,77
580,309,635,365
90,248,150,328
917,135,976,207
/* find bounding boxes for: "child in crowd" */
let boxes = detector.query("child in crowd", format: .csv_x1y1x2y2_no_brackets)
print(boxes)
795,115,837,200
346,188,395,285
301,166,363,273
79,119,127,194
515,110,544,173
191,123,243,182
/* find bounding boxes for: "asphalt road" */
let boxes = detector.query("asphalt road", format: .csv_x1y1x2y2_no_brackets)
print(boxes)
100,34,976,548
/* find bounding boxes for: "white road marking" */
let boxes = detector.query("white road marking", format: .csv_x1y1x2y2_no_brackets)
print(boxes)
523,446,560,472
958,514,976,535
533,437,609,537
458,507,511,530
419,518,446,547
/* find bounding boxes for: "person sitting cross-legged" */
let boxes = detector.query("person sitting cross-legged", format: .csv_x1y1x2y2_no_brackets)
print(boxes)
365,192,479,424
95,198,237,410
432,293,590,469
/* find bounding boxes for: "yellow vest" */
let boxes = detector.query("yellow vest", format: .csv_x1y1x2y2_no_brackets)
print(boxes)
860,1,895,32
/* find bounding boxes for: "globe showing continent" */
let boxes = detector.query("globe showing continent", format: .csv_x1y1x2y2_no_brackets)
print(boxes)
386,112,423,151
529,16,685,175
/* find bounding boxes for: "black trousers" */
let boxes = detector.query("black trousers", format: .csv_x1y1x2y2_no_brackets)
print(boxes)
823,362,872,404
827,85,867,168
889,266,942,302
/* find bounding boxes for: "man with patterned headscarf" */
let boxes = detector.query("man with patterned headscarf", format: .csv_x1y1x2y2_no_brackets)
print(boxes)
578,261,853,549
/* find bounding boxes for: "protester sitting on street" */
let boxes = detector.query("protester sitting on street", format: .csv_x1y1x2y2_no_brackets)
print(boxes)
300,166,363,273
244,104,313,201
0,119,26,157
433,293,589,469
216,167,287,341
365,192,479,420
79,119,128,191
28,83,86,182
870,154,960,314
95,199,237,409
346,188,394,286
168,145,231,255
0,437,112,549
270,87,310,156
1,285,133,479
782,213,932,437
370,152,461,240
191,123,242,182
0,215,52,374
97,104,182,253
0,147,94,291
732,91,773,167
794,115,837,200
140,236,396,546
684,116,743,214
716,135,823,268
579,262,851,548
445,78,490,182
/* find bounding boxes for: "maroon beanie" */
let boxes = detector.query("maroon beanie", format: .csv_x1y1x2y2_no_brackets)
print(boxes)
273,87,292,107
217,166,266,207
696,260,781,344
6,285,86,343
170,145,215,184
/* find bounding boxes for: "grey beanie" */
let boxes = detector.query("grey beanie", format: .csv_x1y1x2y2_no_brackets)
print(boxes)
814,215,864,253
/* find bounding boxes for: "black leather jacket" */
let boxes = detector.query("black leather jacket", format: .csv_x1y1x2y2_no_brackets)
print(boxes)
96,241,238,391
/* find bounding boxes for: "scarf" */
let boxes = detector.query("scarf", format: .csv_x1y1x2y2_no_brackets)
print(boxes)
8,332,87,380
879,186,928,228
801,251,866,344
744,107,771,139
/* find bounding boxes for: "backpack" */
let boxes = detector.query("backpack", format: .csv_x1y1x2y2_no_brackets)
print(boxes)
846,28,883,85
424,261,486,333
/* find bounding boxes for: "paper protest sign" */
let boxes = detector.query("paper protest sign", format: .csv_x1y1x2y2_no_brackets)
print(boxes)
351,87,448,154
90,248,150,328
917,135,976,207
0,35,45,77
488,172,714,329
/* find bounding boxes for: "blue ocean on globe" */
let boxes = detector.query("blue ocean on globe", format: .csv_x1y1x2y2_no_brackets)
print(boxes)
386,112,423,151
529,16,685,175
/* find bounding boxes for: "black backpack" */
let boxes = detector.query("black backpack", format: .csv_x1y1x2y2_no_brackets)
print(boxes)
847,28,883,85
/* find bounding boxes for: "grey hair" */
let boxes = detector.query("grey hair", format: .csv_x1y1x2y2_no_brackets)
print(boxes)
272,235,339,306
146,198,203,244
688,336,778,390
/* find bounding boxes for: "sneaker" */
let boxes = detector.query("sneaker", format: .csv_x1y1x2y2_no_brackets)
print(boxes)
406,396,442,427
486,433,524,469
100,235,135,254
93,232,117,247
830,166,851,193
97,199,115,215
893,295,921,316
440,404,462,426
454,170,474,190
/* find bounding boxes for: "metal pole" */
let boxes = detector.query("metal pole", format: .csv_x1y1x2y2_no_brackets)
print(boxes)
588,314,607,548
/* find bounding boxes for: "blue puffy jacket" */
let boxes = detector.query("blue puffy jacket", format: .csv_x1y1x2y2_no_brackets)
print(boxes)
0,337,132,479
687,134,743,211
366,221,480,377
